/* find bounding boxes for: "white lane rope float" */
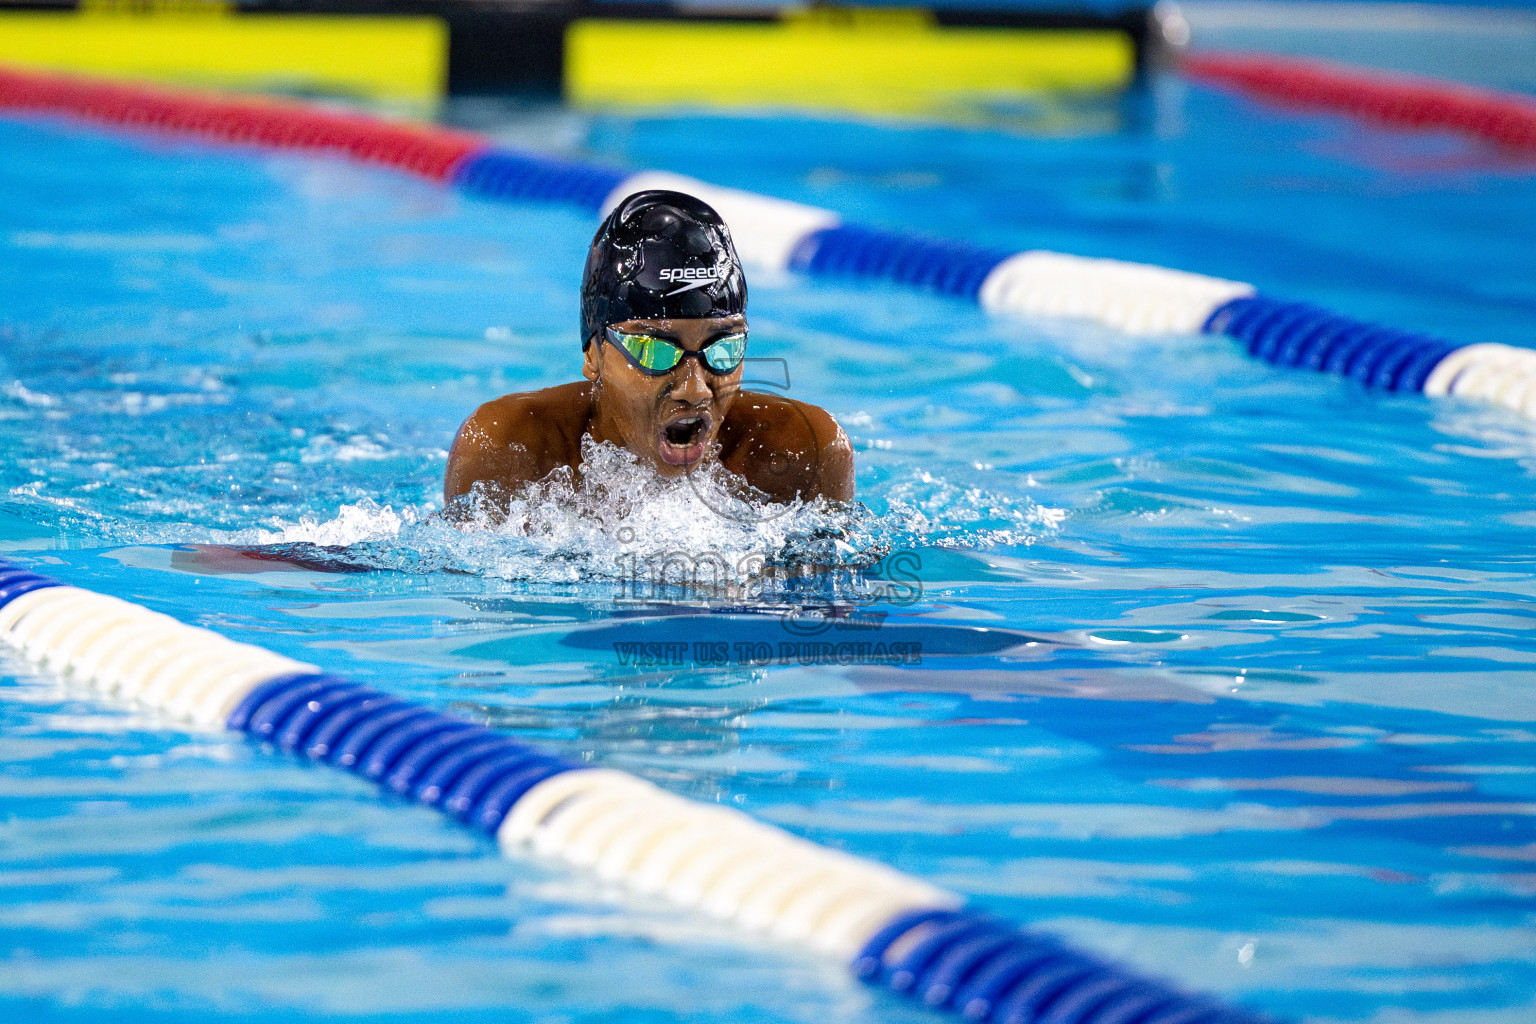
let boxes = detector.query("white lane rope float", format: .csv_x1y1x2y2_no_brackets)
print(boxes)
0,561,1276,1024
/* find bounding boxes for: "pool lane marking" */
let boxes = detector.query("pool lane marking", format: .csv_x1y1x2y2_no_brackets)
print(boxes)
0,561,1276,1024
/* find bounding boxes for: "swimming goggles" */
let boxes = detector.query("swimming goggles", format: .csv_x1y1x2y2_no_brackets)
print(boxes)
604,325,747,376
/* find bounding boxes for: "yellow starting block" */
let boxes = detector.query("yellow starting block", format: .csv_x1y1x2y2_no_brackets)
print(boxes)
0,1,447,107
565,7,1136,118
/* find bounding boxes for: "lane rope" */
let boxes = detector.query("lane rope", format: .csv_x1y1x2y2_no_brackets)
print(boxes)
1,63,1529,424
1181,51,1536,154
0,560,1275,1024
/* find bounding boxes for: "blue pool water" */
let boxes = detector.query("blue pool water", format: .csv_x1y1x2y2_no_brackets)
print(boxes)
2,72,1535,1023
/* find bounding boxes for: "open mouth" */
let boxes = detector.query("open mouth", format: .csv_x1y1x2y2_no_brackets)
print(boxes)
658,414,709,466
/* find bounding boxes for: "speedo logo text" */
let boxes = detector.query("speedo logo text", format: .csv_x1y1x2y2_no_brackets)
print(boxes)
659,266,725,282
658,265,730,294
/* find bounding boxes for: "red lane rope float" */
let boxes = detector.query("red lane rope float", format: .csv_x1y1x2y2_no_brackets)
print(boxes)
1182,51,1536,152
0,66,483,181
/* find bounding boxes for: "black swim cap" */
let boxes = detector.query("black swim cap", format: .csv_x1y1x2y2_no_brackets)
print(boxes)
581,190,747,350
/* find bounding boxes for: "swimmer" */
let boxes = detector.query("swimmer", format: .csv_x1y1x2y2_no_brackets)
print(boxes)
445,190,854,509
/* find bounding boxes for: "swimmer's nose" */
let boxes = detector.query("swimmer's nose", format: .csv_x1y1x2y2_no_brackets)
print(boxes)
670,357,712,404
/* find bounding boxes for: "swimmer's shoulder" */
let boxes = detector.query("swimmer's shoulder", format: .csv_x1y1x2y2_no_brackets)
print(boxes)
719,391,854,502
469,383,591,440
445,382,592,503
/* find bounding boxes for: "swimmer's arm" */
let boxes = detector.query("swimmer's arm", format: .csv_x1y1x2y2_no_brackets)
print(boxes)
443,398,546,507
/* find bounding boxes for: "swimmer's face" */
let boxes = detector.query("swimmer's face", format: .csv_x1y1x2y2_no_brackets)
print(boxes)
583,314,746,476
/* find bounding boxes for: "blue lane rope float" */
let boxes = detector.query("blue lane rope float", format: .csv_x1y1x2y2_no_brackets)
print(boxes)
787,224,1014,301
0,560,1278,1024
0,64,1531,422
451,146,631,213
224,671,580,830
1205,296,1464,393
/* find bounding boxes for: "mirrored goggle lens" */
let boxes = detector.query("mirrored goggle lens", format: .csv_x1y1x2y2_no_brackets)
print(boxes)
610,329,683,373
702,332,747,373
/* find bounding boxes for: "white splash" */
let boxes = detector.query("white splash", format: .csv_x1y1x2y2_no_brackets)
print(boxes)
254,501,410,547
109,438,1063,583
